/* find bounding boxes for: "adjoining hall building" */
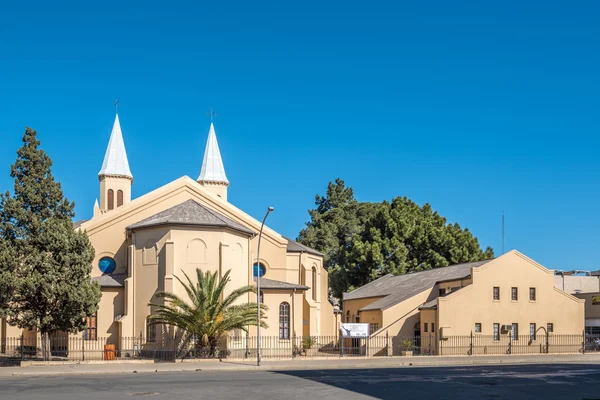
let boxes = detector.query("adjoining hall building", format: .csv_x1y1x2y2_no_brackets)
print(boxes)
554,271,600,335
343,251,584,354
0,113,336,351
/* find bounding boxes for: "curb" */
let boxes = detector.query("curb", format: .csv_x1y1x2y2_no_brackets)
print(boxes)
6,356,600,377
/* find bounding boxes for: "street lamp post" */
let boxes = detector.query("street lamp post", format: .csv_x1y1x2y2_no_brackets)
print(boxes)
257,206,274,366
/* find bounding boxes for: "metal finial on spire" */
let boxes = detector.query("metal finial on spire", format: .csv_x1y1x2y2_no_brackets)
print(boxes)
207,107,217,122
113,98,121,114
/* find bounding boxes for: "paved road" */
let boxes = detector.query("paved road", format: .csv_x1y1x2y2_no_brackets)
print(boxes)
1,364,600,399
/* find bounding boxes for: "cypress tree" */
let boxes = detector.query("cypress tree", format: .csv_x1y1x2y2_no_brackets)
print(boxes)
0,128,101,359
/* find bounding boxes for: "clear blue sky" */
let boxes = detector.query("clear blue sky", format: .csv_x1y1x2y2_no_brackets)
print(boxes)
1,1,598,271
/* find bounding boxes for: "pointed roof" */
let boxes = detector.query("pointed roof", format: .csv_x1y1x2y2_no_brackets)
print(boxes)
98,114,133,179
126,199,253,235
197,123,228,185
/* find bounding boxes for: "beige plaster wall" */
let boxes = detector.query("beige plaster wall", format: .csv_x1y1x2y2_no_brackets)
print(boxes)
97,288,124,339
438,252,585,336
342,297,385,323
380,289,431,338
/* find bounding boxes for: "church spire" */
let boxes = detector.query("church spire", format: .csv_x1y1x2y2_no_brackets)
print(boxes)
97,111,133,212
198,122,229,200
198,122,229,185
98,114,133,179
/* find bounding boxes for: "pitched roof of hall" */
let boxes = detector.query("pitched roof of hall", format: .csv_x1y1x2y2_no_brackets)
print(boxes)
284,237,324,257
343,259,492,311
126,199,254,235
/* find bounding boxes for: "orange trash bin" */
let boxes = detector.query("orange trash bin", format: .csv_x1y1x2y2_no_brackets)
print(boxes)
103,344,115,360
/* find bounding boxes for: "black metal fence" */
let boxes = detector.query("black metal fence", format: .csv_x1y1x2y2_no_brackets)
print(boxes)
1,332,598,365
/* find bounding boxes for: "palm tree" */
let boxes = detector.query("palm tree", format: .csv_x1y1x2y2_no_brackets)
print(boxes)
148,268,267,359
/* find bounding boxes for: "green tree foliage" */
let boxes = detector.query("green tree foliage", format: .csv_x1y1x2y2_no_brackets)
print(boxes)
298,179,494,299
0,128,101,357
148,268,267,358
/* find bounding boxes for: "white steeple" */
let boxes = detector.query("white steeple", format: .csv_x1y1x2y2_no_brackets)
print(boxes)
98,114,133,179
198,122,229,185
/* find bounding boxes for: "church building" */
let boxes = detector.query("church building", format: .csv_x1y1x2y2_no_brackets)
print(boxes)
1,112,336,354
81,113,336,345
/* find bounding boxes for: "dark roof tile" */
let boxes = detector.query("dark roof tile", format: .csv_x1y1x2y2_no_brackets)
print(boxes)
127,199,254,235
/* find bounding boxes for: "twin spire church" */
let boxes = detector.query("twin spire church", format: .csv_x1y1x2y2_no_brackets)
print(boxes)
69,112,336,347
95,113,230,217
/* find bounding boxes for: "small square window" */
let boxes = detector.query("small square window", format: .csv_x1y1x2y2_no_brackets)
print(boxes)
475,323,482,333
511,287,518,301
530,287,536,301
547,323,553,333
493,287,500,300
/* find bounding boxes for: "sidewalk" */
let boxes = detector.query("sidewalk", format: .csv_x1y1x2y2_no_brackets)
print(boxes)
2,353,600,377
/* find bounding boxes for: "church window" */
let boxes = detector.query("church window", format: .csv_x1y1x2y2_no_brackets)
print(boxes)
312,267,317,301
117,190,124,207
84,313,97,340
107,189,114,210
279,302,290,340
98,257,116,274
146,317,156,342
253,262,267,278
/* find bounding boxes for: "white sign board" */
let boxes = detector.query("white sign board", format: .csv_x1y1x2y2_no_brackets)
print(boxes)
341,323,370,338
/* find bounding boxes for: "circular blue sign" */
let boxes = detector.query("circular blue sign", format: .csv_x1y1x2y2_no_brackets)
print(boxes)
253,263,266,278
99,257,116,274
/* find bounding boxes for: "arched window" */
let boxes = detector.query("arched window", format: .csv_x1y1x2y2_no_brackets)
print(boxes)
253,262,267,278
146,317,156,342
279,302,290,340
107,189,114,210
312,267,317,301
346,310,351,323
117,190,124,207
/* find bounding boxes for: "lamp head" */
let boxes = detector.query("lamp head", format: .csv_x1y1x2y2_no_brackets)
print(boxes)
268,206,274,212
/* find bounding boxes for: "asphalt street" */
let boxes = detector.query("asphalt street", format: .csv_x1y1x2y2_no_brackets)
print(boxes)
0,364,599,400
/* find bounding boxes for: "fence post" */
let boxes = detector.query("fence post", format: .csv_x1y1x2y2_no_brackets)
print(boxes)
546,330,549,354
245,331,249,359
341,330,344,358
139,331,143,357
292,334,296,359
582,330,586,354
508,331,512,355
81,331,85,361
469,331,473,356
20,334,24,361
385,331,389,357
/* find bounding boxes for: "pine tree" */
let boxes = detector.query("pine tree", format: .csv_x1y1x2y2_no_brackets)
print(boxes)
0,128,101,359
298,179,494,299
